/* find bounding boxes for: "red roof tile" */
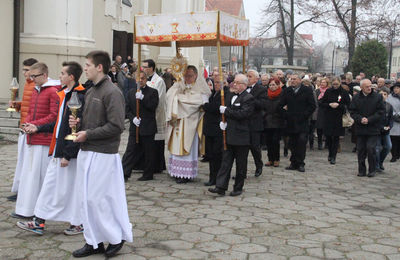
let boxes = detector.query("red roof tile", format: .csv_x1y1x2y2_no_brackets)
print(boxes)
300,34,313,41
206,0,244,17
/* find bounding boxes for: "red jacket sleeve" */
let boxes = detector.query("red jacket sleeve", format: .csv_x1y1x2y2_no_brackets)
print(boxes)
28,88,59,126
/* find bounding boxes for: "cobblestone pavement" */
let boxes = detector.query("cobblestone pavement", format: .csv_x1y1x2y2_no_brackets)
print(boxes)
1,129,400,260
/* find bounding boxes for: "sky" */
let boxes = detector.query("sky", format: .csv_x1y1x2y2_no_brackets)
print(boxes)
243,0,346,46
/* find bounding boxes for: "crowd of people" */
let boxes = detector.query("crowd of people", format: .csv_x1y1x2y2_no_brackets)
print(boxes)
5,51,400,257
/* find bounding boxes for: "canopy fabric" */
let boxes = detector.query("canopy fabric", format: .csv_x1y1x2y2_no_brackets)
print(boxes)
134,11,249,47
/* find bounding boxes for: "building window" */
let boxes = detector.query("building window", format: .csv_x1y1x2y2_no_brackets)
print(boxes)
297,59,302,66
393,57,397,67
283,59,288,65
268,58,274,65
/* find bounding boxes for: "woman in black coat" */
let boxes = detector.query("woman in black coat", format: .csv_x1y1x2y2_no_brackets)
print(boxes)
263,77,284,167
320,77,350,164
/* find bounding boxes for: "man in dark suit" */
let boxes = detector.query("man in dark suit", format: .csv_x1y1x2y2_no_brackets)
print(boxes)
202,79,224,186
122,71,159,181
246,70,268,177
279,73,316,172
209,74,255,196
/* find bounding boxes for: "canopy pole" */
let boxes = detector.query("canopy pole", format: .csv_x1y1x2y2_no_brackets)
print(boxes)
136,44,142,144
242,46,246,73
217,40,227,151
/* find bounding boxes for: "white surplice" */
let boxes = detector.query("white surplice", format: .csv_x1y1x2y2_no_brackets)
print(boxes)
34,158,80,223
15,145,50,216
73,150,133,248
11,132,28,193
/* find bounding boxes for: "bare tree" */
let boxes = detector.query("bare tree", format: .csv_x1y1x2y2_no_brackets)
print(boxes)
323,0,399,71
257,0,331,65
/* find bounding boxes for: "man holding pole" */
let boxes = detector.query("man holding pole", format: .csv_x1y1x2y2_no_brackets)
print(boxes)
143,59,167,173
122,70,159,181
209,74,254,196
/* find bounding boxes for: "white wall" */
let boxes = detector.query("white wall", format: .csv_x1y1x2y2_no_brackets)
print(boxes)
0,0,15,100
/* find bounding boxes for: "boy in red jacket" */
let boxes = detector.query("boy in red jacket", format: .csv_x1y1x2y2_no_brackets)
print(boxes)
11,62,60,219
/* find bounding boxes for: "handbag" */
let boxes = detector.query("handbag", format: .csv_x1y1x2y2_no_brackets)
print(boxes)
342,111,354,127
393,112,400,123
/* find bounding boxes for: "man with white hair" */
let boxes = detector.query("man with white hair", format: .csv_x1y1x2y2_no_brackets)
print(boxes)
209,74,254,196
377,78,385,91
349,79,385,177
246,69,268,177
261,73,270,87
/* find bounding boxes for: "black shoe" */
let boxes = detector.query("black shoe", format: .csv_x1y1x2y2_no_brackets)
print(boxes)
357,173,366,177
204,181,216,186
376,168,382,173
208,187,225,196
105,241,125,258
283,148,288,157
7,194,17,201
330,158,336,165
285,164,297,171
255,168,262,177
229,190,242,196
390,157,397,162
297,166,305,172
380,165,385,171
328,156,332,162
352,147,357,153
176,178,190,184
137,176,153,181
72,243,105,258
200,157,210,162
10,212,33,220
367,172,376,178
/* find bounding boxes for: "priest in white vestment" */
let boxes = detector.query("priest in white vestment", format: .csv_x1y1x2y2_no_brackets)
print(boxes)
166,65,211,183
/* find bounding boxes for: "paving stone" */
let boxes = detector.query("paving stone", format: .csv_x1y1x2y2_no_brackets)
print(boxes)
171,249,209,259
210,250,247,260
201,226,233,235
231,243,267,253
248,253,286,260
196,241,230,252
387,254,400,260
346,251,386,260
180,232,214,242
361,244,399,254
159,240,194,250
168,224,200,233
268,244,305,256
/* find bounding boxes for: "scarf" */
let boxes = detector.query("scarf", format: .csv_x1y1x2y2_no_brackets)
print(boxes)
268,87,282,99
318,86,328,100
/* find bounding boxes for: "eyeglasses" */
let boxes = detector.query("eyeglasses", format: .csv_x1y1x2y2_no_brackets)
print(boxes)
30,73,44,79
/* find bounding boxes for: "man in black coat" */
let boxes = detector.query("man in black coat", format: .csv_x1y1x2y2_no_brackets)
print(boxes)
246,70,268,177
209,74,254,197
279,73,316,172
349,79,385,177
122,71,159,181
202,79,225,186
